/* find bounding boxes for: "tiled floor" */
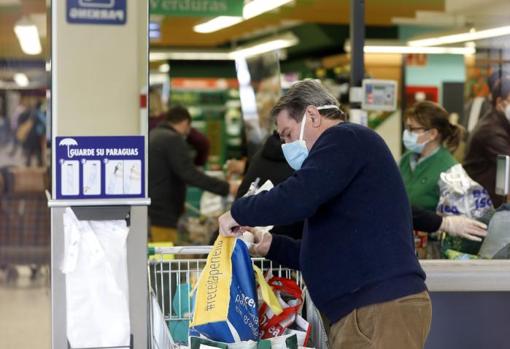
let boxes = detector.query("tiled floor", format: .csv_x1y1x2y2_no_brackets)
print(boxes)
0,266,51,349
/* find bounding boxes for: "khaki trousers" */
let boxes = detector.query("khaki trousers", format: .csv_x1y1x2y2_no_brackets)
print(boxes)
329,291,432,349
150,226,178,243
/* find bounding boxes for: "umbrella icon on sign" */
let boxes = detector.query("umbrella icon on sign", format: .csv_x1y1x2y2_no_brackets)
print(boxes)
59,138,78,158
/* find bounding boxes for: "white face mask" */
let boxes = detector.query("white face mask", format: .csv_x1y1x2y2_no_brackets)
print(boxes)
281,111,309,170
403,129,430,154
281,105,340,170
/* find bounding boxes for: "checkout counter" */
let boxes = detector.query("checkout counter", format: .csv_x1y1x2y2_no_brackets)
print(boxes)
423,261,510,348
423,155,510,349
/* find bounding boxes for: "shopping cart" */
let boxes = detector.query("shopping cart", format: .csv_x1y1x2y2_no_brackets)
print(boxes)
0,167,50,282
147,246,328,349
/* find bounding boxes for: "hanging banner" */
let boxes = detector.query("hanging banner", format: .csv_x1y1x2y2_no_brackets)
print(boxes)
55,136,145,200
150,0,243,17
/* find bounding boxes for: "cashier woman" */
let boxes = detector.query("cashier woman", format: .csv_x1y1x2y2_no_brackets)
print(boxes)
219,80,431,349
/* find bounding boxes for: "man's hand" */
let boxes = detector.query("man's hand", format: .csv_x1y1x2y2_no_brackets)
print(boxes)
218,211,242,237
440,216,488,242
244,228,273,257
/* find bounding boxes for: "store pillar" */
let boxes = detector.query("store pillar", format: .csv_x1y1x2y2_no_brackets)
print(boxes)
49,1,149,348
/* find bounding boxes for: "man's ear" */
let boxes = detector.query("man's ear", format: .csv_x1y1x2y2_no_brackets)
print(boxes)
308,106,322,128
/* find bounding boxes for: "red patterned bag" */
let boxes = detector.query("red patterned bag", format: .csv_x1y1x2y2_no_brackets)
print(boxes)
258,276,311,346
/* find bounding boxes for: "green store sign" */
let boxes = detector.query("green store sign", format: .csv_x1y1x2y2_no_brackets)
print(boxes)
150,0,243,17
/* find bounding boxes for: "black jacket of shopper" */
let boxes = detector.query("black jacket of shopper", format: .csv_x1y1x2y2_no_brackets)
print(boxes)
236,132,304,240
236,131,293,198
464,109,510,208
149,123,229,228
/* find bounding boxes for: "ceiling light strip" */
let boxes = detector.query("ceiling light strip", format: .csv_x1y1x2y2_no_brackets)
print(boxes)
14,17,42,55
408,26,510,47
193,0,294,34
150,33,299,61
364,45,475,55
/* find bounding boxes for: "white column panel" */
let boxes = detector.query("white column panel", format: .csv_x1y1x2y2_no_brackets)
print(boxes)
52,0,147,136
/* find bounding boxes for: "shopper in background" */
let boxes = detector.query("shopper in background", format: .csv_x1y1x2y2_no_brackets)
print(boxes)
464,73,510,208
148,87,166,131
149,105,236,243
186,127,210,168
7,96,28,157
235,131,303,240
20,101,46,167
400,101,464,212
235,131,290,199
463,69,505,137
219,80,431,349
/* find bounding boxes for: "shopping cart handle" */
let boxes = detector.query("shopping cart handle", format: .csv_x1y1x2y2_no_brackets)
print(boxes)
147,245,213,256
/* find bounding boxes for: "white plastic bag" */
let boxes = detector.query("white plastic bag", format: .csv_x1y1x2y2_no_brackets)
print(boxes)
304,288,328,349
62,208,131,348
150,291,175,349
200,171,227,217
436,164,493,219
436,164,494,255
247,180,274,234
200,191,225,217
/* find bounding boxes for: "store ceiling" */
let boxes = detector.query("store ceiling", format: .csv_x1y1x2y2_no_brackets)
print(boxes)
0,0,446,60
2,0,509,63
0,0,47,59
152,0,445,49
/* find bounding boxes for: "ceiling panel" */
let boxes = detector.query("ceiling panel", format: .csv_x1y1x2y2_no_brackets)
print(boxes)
153,0,445,48
0,0,446,59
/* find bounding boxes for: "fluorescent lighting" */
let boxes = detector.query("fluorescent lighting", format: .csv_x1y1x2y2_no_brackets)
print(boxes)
193,0,293,33
194,16,243,34
14,17,42,55
150,33,298,61
409,25,510,47
150,50,232,61
363,45,475,55
14,73,29,87
229,32,298,59
158,63,170,73
230,39,295,59
344,40,474,55
243,0,294,19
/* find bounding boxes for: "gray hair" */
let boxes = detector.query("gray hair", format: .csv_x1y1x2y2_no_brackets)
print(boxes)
271,79,345,122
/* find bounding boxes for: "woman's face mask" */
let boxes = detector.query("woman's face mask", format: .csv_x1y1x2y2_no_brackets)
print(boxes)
281,105,340,170
403,129,432,154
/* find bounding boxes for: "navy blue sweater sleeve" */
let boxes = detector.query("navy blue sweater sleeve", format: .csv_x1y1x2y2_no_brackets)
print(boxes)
231,127,363,227
266,235,301,270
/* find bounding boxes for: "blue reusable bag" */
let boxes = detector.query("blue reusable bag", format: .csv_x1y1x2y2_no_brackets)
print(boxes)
190,235,260,342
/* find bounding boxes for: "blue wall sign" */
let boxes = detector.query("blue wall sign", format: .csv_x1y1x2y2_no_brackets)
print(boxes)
67,0,127,25
55,136,145,200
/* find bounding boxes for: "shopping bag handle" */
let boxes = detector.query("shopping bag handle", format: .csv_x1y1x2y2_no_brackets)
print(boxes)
254,265,283,316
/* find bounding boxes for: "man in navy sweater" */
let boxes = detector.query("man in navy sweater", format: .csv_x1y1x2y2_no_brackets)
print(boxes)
219,80,431,348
